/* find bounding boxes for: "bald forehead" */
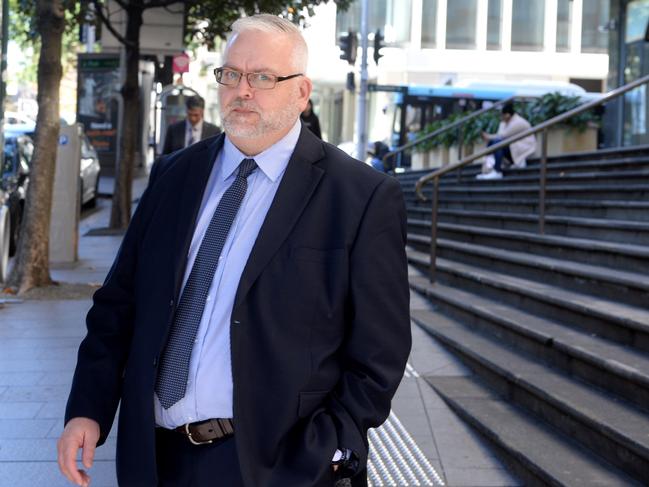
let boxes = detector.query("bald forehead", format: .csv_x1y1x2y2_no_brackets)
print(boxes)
224,29,307,73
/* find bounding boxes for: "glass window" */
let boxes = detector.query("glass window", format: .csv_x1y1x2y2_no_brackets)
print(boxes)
336,0,411,45
556,0,572,52
446,0,478,49
487,0,502,50
511,0,545,51
626,0,649,43
581,0,609,52
421,0,437,48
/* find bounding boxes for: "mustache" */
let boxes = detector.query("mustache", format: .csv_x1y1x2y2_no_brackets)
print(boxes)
224,99,260,114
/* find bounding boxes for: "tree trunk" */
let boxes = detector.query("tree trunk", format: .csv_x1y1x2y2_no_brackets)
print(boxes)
7,0,65,293
109,1,143,229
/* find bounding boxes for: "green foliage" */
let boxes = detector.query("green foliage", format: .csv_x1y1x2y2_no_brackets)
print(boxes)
519,92,599,132
11,0,85,79
186,0,354,49
413,92,601,151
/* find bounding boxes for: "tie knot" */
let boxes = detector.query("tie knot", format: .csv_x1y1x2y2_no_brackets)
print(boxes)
238,158,258,179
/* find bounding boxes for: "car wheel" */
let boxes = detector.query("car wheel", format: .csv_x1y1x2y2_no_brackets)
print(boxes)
87,175,99,209
0,206,10,283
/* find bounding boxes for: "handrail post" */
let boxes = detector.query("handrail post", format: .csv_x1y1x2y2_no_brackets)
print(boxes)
457,127,463,182
429,176,440,283
539,128,548,234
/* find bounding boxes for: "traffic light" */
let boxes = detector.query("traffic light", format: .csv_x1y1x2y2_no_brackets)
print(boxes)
339,30,358,65
373,29,385,65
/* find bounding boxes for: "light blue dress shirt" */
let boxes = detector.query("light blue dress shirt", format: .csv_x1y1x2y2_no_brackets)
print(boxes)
154,120,301,428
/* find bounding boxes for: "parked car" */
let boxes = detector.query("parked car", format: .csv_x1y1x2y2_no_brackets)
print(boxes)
5,124,101,209
2,132,32,256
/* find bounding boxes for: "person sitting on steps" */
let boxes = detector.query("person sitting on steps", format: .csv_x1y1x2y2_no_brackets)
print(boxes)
477,102,536,180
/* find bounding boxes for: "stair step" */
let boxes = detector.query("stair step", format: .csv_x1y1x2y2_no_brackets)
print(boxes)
407,248,649,346
408,276,649,408
408,213,649,249
408,233,649,308
412,310,649,481
407,219,649,272
426,375,642,486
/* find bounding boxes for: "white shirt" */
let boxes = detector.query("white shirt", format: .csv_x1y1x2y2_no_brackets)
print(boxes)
185,120,203,147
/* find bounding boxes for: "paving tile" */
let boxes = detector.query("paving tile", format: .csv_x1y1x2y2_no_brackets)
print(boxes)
444,466,522,487
0,402,44,420
0,419,58,438
0,372,44,387
35,401,66,419
0,385,71,402
0,438,116,461
0,460,117,487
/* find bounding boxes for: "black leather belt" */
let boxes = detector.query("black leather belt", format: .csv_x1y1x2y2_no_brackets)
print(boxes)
173,418,234,445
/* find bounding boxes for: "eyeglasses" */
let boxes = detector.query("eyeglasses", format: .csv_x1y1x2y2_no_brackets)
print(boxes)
214,67,303,90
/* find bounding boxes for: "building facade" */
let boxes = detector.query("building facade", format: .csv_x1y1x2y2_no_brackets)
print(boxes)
304,0,611,146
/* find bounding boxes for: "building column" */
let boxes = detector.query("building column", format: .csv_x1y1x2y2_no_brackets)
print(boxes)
476,0,488,51
437,0,447,50
411,0,423,50
502,0,513,51
571,0,583,54
545,0,558,52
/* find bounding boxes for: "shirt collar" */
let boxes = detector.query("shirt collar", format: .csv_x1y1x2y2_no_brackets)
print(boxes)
187,119,203,133
221,119,301,182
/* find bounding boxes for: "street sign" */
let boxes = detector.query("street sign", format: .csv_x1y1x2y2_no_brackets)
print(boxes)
172,53,190,74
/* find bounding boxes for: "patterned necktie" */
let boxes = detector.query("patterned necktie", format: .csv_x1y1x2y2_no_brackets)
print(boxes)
155,158,258,409
187,127,195,147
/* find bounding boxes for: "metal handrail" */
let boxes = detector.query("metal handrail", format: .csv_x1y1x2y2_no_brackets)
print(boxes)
382,95,521,168
412,72,649,282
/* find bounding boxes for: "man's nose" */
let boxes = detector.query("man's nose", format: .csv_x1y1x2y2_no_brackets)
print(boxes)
235,76,254,99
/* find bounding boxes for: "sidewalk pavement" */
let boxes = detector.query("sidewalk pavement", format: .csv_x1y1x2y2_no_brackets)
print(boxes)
0,175,518,487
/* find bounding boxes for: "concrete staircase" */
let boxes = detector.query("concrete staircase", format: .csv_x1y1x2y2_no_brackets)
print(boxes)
397,145,649,485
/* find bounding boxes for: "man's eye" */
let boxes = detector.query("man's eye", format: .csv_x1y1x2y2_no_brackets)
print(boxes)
256,73,272,82
224,70,239,80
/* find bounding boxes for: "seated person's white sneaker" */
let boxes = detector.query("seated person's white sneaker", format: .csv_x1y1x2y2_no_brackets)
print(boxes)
513,159,527,169
476,170,503,180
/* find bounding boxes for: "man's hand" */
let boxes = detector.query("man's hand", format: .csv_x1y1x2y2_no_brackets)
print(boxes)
57,417,100,487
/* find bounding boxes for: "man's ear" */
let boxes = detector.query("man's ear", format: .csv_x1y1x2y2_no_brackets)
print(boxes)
298,77,313,112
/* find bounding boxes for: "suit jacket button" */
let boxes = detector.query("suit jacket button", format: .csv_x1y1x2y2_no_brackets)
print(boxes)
169,299,174,307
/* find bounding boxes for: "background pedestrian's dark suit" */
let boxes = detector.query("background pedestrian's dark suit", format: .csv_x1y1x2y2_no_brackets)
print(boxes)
66,124,411,486
300,111,322,139
161,119,221,154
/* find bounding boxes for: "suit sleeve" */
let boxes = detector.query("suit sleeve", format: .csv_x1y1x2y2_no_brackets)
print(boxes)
328,176,411,471
162,124,174,155
64,179,156,445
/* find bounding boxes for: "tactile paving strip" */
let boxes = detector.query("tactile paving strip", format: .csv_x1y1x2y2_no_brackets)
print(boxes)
366,363,444,486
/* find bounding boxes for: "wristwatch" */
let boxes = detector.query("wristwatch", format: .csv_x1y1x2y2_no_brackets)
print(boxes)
331,448,359,478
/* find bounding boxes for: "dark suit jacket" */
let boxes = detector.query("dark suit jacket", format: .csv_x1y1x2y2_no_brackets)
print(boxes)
66,125,411,486
161,119,221,155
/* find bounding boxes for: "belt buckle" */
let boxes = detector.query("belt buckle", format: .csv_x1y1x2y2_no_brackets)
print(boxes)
184,423,213,445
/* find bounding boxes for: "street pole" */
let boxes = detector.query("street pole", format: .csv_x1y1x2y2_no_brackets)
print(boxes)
355,0,369,162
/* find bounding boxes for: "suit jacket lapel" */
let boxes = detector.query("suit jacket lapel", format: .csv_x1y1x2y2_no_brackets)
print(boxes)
233,126,325,310
172,134,224,299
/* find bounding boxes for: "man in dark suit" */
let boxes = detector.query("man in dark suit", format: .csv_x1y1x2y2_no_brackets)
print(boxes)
161,95,221,155
58,13,410,487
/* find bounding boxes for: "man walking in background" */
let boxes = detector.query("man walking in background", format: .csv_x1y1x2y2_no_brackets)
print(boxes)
162,95,221,154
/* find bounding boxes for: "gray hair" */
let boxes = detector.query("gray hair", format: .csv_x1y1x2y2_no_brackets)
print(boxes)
228,14,308,73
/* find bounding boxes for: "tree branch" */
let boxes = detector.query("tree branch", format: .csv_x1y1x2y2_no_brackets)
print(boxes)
91,0,136,48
